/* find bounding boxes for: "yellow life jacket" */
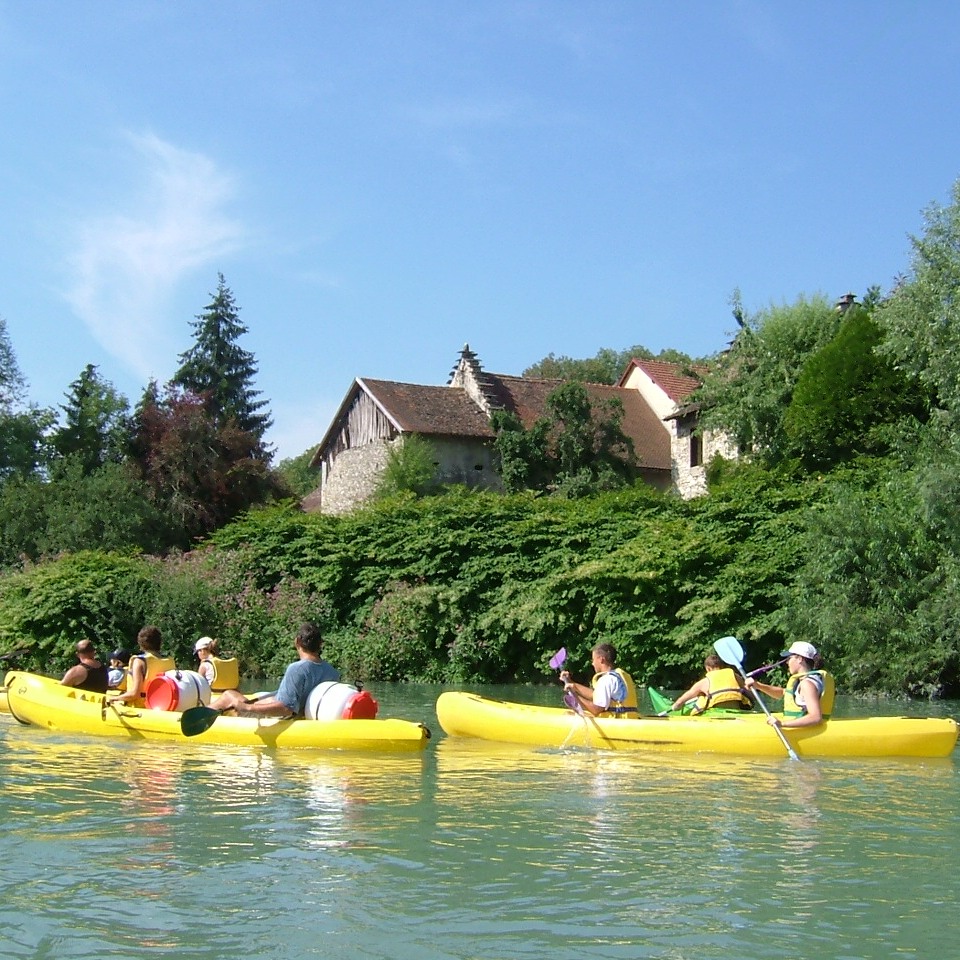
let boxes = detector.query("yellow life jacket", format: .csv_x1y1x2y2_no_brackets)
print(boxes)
784,669,834,719
693,667,751,714
207,655,240,692
591,668,639,719
134,651,176,704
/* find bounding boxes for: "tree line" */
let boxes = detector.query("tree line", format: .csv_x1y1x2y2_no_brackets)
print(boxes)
0,273,291,562
4,179,960,697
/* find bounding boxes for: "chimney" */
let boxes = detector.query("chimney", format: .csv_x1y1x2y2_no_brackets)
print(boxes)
836,293,856,314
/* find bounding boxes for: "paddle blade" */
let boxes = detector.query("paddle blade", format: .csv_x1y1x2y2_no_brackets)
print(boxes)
714,635,745,669
549,648,567,670
180,705,222,737
563,690,583,715
647,687,673,715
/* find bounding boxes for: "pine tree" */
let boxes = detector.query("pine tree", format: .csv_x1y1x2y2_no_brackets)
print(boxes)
53,364,131,474
173,273,272,454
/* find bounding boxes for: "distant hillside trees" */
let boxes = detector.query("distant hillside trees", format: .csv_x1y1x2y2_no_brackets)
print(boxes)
275,445,320,498
0,277,282,564
523,345,697,384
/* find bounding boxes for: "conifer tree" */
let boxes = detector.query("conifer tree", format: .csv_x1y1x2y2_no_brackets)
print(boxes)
53,364,131,474
173,273,272,454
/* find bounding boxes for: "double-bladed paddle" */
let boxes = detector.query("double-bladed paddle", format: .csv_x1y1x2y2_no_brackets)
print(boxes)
180,704,224,737
713,635,801,761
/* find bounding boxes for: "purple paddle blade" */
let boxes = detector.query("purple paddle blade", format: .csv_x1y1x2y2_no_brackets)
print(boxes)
549,648,567,670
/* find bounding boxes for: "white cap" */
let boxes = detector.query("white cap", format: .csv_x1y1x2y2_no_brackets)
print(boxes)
194,636,214,652
781,641,818,661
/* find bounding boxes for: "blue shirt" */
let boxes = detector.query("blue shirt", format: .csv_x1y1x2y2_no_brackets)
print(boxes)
274,658,340,716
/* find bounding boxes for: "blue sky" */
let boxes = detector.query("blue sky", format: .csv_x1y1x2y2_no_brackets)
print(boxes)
2,1,959,462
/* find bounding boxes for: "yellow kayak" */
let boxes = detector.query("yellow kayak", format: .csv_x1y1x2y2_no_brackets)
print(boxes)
435,691,958,758
4,671,431,752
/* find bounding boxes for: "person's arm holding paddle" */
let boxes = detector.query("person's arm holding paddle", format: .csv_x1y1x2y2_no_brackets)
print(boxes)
670,677,709,713
559,643,628,718
744,642,826,729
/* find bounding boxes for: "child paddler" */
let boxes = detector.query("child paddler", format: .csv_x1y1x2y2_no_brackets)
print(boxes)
560,642,639,718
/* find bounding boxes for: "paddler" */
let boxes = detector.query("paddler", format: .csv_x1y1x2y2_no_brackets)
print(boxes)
560,642,639,718
744,641,835,729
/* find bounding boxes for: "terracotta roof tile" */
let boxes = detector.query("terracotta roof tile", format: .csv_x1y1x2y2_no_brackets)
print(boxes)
362,379,495,437
619,358,706,401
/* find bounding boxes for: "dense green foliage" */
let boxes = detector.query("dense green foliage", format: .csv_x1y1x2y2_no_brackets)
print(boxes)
0,473,825,690
52,364,131,474
7,183,960,700
696,293,842,462
782,306,930,469
493,382,637,497
375,436,438,499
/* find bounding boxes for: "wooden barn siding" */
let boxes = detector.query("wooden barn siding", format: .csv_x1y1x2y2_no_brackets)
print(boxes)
321,392,397,480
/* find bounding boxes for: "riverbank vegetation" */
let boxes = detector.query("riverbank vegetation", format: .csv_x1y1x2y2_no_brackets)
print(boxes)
3,184,960,698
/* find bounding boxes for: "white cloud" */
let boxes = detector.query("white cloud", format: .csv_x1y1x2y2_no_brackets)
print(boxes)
65,132,246,381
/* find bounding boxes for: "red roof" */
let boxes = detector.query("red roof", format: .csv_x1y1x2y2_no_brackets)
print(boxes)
618,358,705,402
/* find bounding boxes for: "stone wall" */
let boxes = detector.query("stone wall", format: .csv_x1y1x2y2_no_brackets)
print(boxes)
431,436,503,490
318,435,502,514
671,420,738,499
319,439,394,515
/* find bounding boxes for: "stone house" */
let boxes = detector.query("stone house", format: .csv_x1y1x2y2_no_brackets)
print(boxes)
617,358,736,499
308,346,724,514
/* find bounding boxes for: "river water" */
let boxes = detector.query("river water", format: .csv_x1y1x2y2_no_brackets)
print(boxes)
1,683,958,960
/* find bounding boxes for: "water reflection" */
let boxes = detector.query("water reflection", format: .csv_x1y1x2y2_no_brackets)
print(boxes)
3,694,960,960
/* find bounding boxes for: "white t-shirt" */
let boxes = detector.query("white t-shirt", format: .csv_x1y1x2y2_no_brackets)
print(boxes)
592,672,626,709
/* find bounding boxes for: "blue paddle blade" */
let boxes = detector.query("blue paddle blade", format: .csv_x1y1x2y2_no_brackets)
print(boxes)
714,635,745,668
549,648,567,670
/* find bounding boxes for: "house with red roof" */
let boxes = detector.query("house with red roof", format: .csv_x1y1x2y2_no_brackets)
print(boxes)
308,345,731,514
616,358,737,498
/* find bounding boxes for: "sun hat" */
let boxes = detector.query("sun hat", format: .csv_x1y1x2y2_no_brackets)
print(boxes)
780,641,818,661
194,636,214,652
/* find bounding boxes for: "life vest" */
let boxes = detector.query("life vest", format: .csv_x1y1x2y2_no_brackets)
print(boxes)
784,669,835,719
133,651,176,704
591,668,639,719
693,667,751,714
206,655,240,692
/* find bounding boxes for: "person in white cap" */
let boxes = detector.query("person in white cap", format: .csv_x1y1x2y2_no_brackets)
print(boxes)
744,641,834,728
194,636,216,685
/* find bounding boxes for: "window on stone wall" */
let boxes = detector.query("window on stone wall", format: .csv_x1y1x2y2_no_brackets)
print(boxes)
690,433,703,468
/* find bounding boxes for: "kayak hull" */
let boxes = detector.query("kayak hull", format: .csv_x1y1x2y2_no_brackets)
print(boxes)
4,671,431,751
435,691,958,758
